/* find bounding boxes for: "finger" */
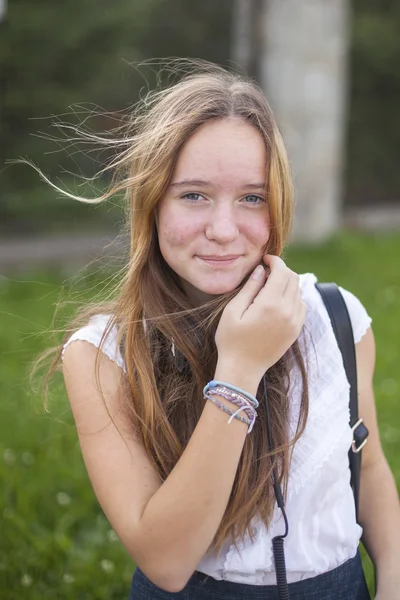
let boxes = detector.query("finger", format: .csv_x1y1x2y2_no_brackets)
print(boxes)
228,264,267,318
292,284,303,311
262,254,286,270
259,254,291,299
282,270,300,300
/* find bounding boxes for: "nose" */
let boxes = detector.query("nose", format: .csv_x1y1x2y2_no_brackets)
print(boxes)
205,203,239,244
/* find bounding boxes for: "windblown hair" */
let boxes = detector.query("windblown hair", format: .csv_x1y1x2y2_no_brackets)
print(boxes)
38,60,309,554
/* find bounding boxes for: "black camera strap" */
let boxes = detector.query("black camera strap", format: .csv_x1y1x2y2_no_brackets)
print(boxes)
315,282,369,521
266,282,369,599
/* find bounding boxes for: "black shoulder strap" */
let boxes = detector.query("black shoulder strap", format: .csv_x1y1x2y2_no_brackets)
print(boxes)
315,282,361,521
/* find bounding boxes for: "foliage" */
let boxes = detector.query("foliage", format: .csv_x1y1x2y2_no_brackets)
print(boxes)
0,0,232,233
1,0,155,179
1,0,400,224
347,1,400,204
1,232,399,596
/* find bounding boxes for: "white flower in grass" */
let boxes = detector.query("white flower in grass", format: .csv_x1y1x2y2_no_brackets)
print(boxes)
3,449,16,466
57,492,72,506
63,573,75,584
100,559,115,573
21,451,35,466
21,574,33,587
107,529,119,543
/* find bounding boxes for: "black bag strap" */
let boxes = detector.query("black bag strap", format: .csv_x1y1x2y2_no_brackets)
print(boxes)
315,282,361,521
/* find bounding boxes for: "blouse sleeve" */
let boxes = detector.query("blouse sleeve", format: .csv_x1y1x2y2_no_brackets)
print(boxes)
61,314,126,372
338,287,372,344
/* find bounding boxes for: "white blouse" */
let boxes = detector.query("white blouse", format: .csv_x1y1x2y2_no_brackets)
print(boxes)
62,273,372,585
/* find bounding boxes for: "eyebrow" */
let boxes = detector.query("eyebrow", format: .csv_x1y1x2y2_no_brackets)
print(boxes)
169,179,266,190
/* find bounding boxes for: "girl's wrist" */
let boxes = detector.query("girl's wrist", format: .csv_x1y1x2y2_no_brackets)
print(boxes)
214,363,260,398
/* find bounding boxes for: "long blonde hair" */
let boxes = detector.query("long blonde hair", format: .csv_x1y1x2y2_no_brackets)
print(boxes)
38,61,308,553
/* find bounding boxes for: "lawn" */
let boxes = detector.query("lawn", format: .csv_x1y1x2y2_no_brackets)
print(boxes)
0,232,399,598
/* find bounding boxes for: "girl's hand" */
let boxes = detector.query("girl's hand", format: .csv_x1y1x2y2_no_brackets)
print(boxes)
215,255,306,388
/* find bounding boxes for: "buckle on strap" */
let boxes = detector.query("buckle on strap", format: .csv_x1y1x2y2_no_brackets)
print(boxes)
351,418,369,454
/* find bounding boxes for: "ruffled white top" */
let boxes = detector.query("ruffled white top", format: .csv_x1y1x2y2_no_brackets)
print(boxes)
62,273,372,585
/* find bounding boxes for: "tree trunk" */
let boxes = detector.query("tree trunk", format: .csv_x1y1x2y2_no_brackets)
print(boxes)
260,0,350,243
231,0,253,73
0,0,7,21
231,0,263,79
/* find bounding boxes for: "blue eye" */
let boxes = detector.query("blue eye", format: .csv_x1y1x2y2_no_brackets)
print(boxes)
243,194,265,204
182,193,203,202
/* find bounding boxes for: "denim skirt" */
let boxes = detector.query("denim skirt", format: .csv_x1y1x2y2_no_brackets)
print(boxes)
129,550,370,600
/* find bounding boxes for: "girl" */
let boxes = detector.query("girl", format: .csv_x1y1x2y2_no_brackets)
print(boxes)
54,63,399,599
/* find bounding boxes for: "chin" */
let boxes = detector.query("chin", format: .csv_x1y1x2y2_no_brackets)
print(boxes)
180,272,248,303
193,279,243,297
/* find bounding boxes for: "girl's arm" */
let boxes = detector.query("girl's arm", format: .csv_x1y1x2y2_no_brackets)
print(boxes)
62,258,305,593
356,327,400,599
63,341,250,592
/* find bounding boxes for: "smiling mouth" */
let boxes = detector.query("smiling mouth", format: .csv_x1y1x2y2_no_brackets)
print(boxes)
197,256,241,266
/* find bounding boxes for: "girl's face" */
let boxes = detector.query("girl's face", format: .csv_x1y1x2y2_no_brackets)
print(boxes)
157,118,271,305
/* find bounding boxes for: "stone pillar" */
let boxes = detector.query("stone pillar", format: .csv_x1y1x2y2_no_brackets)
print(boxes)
231,0,253,73
260,0,350,243
231,0,263,79
0,0,6,21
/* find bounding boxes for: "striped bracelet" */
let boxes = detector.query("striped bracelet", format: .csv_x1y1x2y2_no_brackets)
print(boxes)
207,388,256,422
203,380,259,409
204,391,257,433
206,395,252,426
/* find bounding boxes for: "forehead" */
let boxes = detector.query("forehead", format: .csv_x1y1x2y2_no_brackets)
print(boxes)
172,118,268,187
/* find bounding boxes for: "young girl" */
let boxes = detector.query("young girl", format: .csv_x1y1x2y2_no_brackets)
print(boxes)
56,63,399,599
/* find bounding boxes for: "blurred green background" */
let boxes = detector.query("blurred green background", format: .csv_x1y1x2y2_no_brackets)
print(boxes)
1,0,399,598
1,234,399,598
1,0,400,235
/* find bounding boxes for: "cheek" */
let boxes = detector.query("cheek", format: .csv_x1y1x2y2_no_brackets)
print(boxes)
244,215,271,249
158,211,200,250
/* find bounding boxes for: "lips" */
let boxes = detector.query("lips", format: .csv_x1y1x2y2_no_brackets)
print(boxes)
197,255,241,260
197,255,241,266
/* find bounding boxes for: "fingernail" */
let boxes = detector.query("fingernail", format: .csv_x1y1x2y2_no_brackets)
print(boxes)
252,265,264,280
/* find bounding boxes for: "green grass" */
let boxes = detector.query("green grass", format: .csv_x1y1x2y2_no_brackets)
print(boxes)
1,232,399,598
0,269,134,599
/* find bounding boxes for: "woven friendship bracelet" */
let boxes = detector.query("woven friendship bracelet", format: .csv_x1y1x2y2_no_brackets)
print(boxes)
205,395,257,433
206,388,256,422
204,382,258,433
205,391,257,426
206,395,252,426
203,380,259,409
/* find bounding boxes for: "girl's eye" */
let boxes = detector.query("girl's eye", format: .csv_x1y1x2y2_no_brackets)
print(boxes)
243,194,265,205
182,193,203,202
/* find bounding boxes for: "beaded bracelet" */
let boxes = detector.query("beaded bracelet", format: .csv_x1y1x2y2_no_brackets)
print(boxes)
203,380,259,409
